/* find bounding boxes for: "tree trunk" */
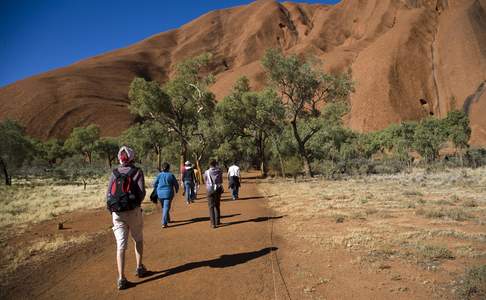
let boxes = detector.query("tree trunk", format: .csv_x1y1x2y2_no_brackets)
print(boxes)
277,150,285,178
156,146,162,171
86,152,92,164
257,132,267,177
290,121,313,177
271,137,286,178
0,158,11,186
195,157,204,184
179,137,187,180
107,157,112,168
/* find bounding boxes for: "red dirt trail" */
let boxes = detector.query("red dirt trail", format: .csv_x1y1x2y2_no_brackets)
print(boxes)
5,177,289,300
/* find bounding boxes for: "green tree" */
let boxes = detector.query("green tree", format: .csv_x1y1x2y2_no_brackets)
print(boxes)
378,121,417,161
64,125,100,164
444,110,471,164
217,77,286,176
0,120,33,185
308,102,352,162
413,117,447,162
119,121,170,170
38,139,67,166
129,53,216,167
261,49,354,176
94,137,119,168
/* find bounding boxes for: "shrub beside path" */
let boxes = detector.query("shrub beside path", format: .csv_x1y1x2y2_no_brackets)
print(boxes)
5,175,286,299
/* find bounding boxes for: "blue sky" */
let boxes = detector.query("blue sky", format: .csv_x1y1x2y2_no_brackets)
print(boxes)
0,0,340,87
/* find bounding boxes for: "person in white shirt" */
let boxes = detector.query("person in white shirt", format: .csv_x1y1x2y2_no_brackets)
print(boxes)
227,163,241,200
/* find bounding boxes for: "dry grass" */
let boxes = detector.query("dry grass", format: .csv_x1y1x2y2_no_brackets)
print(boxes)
258,167,486,295
1,233,96,275
0,177,158,284
0,177,108,228
0,177,158,229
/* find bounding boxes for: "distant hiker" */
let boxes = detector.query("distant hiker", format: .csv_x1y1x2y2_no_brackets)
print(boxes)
227,162,241,200
182,161,197,204
204,159,224,228
106,146,148,290
193,166,201,199
154,162,179,228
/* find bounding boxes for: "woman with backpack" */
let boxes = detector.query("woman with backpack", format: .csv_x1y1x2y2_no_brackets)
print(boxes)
154,162,179,228
106,146,148,290
204,159,224,228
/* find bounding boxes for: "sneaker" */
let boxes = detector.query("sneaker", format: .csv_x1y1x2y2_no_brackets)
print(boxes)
162,224,168,228
117,278,128,290
135,264,148,278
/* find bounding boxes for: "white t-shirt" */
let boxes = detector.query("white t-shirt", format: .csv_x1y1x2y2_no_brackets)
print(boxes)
228,165,240,177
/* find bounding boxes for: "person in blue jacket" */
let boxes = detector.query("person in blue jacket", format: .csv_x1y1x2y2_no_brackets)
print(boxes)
153,162,179,228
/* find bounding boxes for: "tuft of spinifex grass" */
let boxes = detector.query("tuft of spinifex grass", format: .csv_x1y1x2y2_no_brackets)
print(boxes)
457,265,486,300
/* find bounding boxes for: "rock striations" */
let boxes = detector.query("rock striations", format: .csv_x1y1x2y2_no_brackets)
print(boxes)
0,0,485,144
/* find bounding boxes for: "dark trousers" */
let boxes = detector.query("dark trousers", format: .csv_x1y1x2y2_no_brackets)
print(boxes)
207,192,221,226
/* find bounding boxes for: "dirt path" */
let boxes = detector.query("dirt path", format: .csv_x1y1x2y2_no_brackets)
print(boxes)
7,176,287,300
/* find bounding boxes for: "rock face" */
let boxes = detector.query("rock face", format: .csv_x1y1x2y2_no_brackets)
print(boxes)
0,0,485,144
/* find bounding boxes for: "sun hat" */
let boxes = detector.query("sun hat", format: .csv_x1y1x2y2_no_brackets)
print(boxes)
118,146,135,164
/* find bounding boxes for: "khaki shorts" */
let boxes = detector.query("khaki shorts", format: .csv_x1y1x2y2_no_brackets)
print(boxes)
112,207,143,251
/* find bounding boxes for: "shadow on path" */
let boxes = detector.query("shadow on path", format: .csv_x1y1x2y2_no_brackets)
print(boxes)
167,214,241,228
219,215,284,227
221,196,265,202
135,247,278,287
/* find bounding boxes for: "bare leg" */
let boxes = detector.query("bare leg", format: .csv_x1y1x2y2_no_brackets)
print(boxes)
134,240,143,268
116,249,126,280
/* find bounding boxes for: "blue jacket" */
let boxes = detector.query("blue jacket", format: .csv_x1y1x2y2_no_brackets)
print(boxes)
154,171,179,200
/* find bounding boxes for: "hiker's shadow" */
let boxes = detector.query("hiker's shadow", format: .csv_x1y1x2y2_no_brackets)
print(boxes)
221,196,265,202
135,247,278,286
168,214,240,228
219,215,285,227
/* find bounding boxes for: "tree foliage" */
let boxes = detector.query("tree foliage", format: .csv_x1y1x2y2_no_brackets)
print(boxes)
413,117,448,162
64,124,100,164
94,137,119,168
129,53,216,166
0,120,33,185
261,49,354,176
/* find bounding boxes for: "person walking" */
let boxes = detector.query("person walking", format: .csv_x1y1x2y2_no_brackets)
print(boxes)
106,146,148,290
204,159,223,228
154,162,179,228
182,161,197,204
227,162,241,200
193,167,201,200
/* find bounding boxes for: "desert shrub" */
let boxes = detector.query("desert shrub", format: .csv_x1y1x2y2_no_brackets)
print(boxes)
403,190,423,197
335,159,374,176
285,156,303,180
464,148,486,168
463,199,478,208
416,208,472,221
416,244,454,261
457,265,486,299
372,159,407,174
311,160,340,179
413,117,448,162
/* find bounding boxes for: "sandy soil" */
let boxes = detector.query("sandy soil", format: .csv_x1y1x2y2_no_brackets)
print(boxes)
1,176,286,300
2,171,485,299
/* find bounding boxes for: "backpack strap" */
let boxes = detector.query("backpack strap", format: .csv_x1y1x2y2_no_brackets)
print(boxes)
113,169,121,178
127,166,139,178
127,167,139,182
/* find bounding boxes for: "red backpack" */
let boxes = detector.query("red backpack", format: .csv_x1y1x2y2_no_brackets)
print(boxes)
107,167,142,212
